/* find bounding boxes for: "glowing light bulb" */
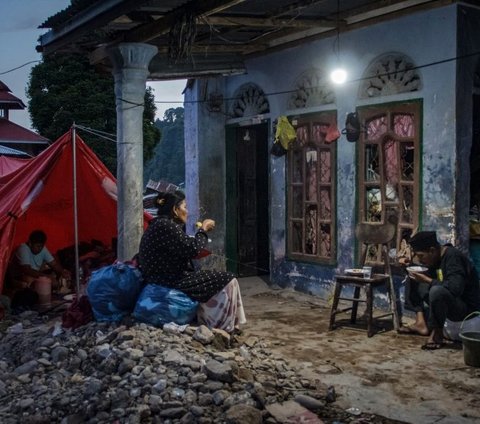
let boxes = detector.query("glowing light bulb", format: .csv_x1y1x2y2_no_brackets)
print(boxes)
330,68,347,84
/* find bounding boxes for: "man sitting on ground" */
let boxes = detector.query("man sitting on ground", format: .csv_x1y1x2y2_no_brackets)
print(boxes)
400,231,480,349
6,230,70,309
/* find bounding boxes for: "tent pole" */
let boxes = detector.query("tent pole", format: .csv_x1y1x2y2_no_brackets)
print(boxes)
72,124,80,295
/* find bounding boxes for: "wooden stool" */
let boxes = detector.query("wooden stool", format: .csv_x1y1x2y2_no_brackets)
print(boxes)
329,222,400,337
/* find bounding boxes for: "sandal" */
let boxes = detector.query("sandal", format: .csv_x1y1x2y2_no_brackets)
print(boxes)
421,341,445,350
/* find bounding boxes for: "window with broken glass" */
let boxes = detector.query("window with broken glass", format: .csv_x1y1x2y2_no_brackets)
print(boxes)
358,101,421,264
287,112,337,263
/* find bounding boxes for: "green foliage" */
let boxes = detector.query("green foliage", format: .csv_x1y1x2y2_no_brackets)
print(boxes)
27,53,160,173
144,107,185,186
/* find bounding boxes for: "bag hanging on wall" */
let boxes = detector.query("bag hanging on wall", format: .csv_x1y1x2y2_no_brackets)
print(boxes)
275,116,297,149
342,112,361,142
270,116,296,156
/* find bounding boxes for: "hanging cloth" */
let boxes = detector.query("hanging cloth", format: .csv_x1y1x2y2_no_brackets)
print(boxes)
275,116,297,150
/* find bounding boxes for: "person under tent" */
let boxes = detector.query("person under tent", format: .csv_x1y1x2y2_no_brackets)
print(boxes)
4,230,70,310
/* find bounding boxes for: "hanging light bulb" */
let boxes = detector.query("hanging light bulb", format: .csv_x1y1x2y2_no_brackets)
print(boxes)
330,0,347,85
330,67,347,84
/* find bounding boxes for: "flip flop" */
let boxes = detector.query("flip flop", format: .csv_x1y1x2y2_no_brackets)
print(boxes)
421,342,445,350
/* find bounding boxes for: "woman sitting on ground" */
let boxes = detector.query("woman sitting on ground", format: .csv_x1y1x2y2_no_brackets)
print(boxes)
138,190,246,333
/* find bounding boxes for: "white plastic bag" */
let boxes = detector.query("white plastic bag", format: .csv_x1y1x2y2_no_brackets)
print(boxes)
443,312,480,341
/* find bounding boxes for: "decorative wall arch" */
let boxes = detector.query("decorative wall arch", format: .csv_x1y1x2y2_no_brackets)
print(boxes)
288,68,335,109
231,83,270,118
359,53,422,99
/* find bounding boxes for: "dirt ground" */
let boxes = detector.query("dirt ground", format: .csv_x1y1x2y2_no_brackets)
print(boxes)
238,276,480,424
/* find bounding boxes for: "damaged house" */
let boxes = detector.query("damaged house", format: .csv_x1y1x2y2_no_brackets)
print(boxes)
38,0,480,303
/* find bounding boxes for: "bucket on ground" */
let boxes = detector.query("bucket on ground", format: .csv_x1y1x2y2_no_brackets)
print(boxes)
459,331,480,367
459,311,480,367
34,276,52,305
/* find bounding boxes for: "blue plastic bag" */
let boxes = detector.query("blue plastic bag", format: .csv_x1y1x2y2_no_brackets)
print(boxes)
133,284,198,326
87,262,143,322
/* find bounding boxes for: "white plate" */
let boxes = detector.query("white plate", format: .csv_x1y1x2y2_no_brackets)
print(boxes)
63,294,76,301
345,268,365,276
406,266,428,273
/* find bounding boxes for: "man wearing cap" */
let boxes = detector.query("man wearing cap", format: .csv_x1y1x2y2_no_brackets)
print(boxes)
400,231,480,349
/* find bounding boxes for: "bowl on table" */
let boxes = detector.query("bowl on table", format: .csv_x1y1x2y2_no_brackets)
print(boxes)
345,268,366,276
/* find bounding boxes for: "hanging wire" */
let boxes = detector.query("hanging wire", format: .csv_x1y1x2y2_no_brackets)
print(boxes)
0,60,40,75
334,0,341,61
73,124,117,143
153,49,480,106
3,47,480,109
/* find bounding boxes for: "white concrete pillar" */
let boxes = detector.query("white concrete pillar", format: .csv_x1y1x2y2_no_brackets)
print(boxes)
108,43,157,261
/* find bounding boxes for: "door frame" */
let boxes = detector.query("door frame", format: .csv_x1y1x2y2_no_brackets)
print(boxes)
225,120,270,275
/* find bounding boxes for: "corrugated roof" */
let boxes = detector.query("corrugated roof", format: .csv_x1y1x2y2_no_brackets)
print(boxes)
0,144,32,157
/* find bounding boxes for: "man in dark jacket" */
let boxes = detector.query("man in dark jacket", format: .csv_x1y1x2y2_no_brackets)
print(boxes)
401,231,480,349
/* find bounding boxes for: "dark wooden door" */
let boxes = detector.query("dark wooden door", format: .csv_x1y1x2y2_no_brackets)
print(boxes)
235,124,269,276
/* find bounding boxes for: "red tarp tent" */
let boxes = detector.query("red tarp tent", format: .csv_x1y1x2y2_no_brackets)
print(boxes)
0,156,30,177
0,130,147,293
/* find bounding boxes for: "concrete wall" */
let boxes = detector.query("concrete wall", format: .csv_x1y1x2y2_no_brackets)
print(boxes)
184,78,228,270
185,5,463,299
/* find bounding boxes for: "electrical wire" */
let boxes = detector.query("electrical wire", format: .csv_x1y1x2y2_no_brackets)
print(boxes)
153,50,480,106
73,124,117,143
5,49,480,109
0,60,40,75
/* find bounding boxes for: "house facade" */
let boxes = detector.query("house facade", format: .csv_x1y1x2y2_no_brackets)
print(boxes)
184,3,480,299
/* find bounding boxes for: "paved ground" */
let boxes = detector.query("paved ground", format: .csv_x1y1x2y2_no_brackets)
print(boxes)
238,276,480,424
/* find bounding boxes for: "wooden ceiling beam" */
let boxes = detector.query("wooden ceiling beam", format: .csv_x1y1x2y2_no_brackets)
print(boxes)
155,44,262,54
125,0,247,43
268,0,331,19
341,0,436,24
202,15,335,29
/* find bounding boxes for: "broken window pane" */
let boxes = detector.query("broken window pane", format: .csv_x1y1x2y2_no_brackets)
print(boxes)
400,142,415,181
305,149,317,201
365,144,380,181
287,112,336,262
366,187,382,222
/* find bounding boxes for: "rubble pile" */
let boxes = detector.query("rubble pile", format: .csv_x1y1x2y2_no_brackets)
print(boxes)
0,312,336,424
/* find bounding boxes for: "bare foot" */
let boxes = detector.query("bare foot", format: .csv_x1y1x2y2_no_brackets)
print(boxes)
426,327,444,344
398,323,429,336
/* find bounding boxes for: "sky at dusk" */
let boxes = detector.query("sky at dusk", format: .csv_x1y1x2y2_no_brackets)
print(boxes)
0,0,185,131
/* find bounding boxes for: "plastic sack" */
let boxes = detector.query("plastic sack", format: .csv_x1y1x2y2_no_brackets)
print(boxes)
133,284,198,327
87,262,143,322
275,116,296,150
443,312,480,341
